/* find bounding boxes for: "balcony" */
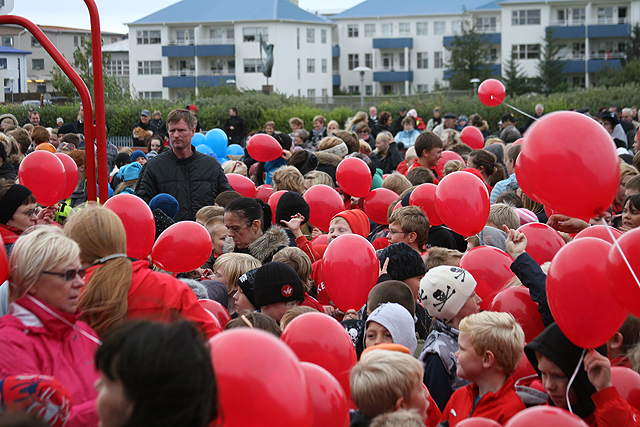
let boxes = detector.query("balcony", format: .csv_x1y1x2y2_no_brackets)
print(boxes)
333,72,341,86
547,22,630,39
197,74,236,87
163,71,236,88
163,74,196,88
196,44,235,57
373,70,413,82
443,64,501,80
372,38,413,49
561,58,622,73
332,45,340,57
443,33,501,47
162,39,235,57
162,45,195,57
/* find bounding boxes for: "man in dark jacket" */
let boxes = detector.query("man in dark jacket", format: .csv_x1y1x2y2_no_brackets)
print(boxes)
131,109,158,144
135,109,233,221
223,107,246,146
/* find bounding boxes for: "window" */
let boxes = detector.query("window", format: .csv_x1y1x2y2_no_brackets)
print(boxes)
434,22,445,35
36,83,46,93
1,36,12,46
365,85,373,96
399,23,410,36
105,60,129,76
434,52,443,68
348,54,359,70
348,24,359,37
399,53,405,68
348,85,359,94
137,60,161,75
365,23,376,37
572,42,585,59
243,27,268,42
556,9,567,25
307,28,315,43
31,36,41,47
138,91,163,99
210,28,224,42
511,44,540,59
487,48,498,62
382,23,393,37
451,21,462,34
322,58,327,73
556,44,568,59
572,76,585,89
572,8,585,24
0,58,6,70
243,58,263,73
227,28,234,40
382,53,392,70
211,59,224,73
307,58,315,73
136,30,161,45
512,10,541,25
322,88,328,99
307,89,316,98
417,22,428,35
176,29,195,45
297,28,300,49
364,53,372,68
619,7,628,24
417,52,428,69
297,58,300,80
416,84,429,93
475,17,496,32
597,7,613,24
321,29,327,43
32,59,44,70
228,60,235,73
111,37,117,44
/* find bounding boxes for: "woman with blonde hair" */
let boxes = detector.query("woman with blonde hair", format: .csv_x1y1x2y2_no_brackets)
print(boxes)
347,111,369,132
63,206,220,338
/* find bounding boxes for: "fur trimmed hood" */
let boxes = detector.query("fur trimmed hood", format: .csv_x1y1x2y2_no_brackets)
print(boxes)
479,120,489,132
0,113,18,127
314,151,342,168
222,225,290,263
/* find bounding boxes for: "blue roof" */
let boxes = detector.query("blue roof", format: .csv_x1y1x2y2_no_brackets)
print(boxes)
332,0,489,18
131,0,330,24
0,46,31,55
474,0,500,10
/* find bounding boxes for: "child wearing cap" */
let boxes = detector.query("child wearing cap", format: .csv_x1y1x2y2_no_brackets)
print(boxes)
418,265,481,411
364,302,417,354
439,311,525,426
233,267,260,316
254,261,305,323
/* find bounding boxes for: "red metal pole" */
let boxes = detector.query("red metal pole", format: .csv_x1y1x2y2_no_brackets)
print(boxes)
0,15,98,201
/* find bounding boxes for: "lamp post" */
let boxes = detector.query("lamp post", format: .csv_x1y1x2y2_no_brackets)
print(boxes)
353,66,372,107
9,76,14,103
470,78,480,94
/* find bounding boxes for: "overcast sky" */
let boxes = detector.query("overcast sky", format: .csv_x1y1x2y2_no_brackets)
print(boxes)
9,0,362,34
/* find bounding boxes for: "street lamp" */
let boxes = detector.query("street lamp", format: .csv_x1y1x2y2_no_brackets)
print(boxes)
470,78,480,93
9,76,14,104
353,66,372,107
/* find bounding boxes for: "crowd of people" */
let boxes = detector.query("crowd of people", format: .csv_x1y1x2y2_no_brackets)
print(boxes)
0,101,639,427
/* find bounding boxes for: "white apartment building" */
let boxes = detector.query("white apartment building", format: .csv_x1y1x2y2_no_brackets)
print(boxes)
0,45,30,102
127,0,334,100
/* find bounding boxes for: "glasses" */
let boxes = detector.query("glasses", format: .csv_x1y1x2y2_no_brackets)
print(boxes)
22,207,40,217
42,268,87,282
387,229,408,236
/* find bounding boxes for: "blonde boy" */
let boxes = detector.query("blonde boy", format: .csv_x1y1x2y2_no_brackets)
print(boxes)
440,311,525,427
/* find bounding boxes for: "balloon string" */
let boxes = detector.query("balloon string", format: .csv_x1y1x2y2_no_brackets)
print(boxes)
602,218,640,291
503,103,538,121
566,348,585,414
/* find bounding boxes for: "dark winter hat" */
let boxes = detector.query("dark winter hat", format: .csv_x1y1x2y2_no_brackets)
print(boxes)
149,193,179,220
276,191,310,226
443,112,457,120
57,123,76,135
117,162,142,181
237,268,260,309
130,150,147,163
115,152,131,169
399,107,407,112
377,242,426,281
501,112,516,123
598,111,620,126
201,280,229,308
254,262,304,307
0,184,32,224
273,132,293,151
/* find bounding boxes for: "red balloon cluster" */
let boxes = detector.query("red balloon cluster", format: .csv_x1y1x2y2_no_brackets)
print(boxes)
575,224,623,244
517,223,565,265
103,194,155,260
300,363,350,427
611,366,640,411
247,134,283,162
434,151,465,178
459,246,515,310
151,221,212,273
336,157,372,198
226,173,256,198
18,151,66,206
607,227,640,317
303,185,344,232
410,183,443,226
54,153,79,200
363,188,397,225
477,79,506,107
460,126,485,150
435,171,490,237
198,299,231,328
490,286,544,343
505,406,589,427
268,190,287,224
253,184,273,203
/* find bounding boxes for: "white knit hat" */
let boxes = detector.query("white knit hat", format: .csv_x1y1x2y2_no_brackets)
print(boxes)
419,266,477,324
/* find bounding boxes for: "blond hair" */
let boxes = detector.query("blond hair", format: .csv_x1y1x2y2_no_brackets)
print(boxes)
63,207,133,336
370,411,424,427
271,165,305,194
289,117,304,128
304,170,334,189
620,162,639,183
443,160,465,175
459,311,525,375
196,205,224,224
9,225,79,302
488,203,520,230
441,129,461,147
350,349,424,420
318,136,344,151
272,247,313,292
223,161,247,176
213,253,261,294
279,306,318,331
423,247,463,271
382,172,412,196
359,140,372,155
376,131,393,146
388,206,430,251
404,146,417,165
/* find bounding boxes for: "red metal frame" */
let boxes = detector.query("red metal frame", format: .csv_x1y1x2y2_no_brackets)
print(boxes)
0,0,108,202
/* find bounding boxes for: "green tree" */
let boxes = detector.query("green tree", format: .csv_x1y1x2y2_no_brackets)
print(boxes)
445,21,493,90
51,40,129,101
502,56,530,96
534,29,568,94
598,59,640,86
626,23,640,61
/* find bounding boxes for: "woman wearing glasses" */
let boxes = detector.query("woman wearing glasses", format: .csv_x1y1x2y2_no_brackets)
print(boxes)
0,225,101,427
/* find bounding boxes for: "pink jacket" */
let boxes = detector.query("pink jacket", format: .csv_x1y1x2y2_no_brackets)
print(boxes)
0,295,100,427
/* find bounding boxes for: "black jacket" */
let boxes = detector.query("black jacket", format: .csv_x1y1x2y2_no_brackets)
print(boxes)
135,147,233,221
369,142,403,174
223,115,246,145
0,161,16,181
150,118,168,139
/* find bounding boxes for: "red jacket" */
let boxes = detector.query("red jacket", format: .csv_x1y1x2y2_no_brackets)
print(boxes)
440,376,525,427
584,386,640,427
0,295,101,427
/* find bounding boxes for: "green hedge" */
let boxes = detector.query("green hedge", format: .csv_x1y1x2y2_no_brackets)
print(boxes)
2,84,639,136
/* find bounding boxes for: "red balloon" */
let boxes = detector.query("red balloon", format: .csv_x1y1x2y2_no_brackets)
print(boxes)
303,185,345,232
54,153,79,200
459,246,515,310
151,221,212,273
513,138,524,147
517,111,619,220
490,286,545,343
435,151,465,178
505,406,589,427
210,329,312,427
226,173,256,198
460,126,485,150
282,312,357,401
477,79,506,107
247,133,283,162
268,190,287,224
311,234,328,247
512,351,537,382
0,234,8,282
517,223,565,265
336,157,372,198
18,151,66,206
607,228,640,317
392,201,402,212
514,159,541,204
575,225,623,244
300,362,350,427
322,234,379,311
611,366,640,411
198,299,230,328
253,184,273,202
548,237,627,348
363,188,397,225
435,171,490,237
457,418,502,427
103,194,156,260
410,183,443,226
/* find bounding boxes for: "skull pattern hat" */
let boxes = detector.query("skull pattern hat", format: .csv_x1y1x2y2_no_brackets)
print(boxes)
418,266,477,324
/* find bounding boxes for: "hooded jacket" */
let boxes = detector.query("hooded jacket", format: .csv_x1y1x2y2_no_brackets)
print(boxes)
222,225,290,264
135,147,233,221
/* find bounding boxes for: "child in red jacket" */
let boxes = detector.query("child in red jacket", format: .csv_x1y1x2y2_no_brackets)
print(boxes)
440,311,526,426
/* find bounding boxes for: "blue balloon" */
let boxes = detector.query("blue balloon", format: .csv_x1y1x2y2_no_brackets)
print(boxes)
225,144,244,157
220,157,229,165
205,128,228,158
192,133,205,145
196,144,214,156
